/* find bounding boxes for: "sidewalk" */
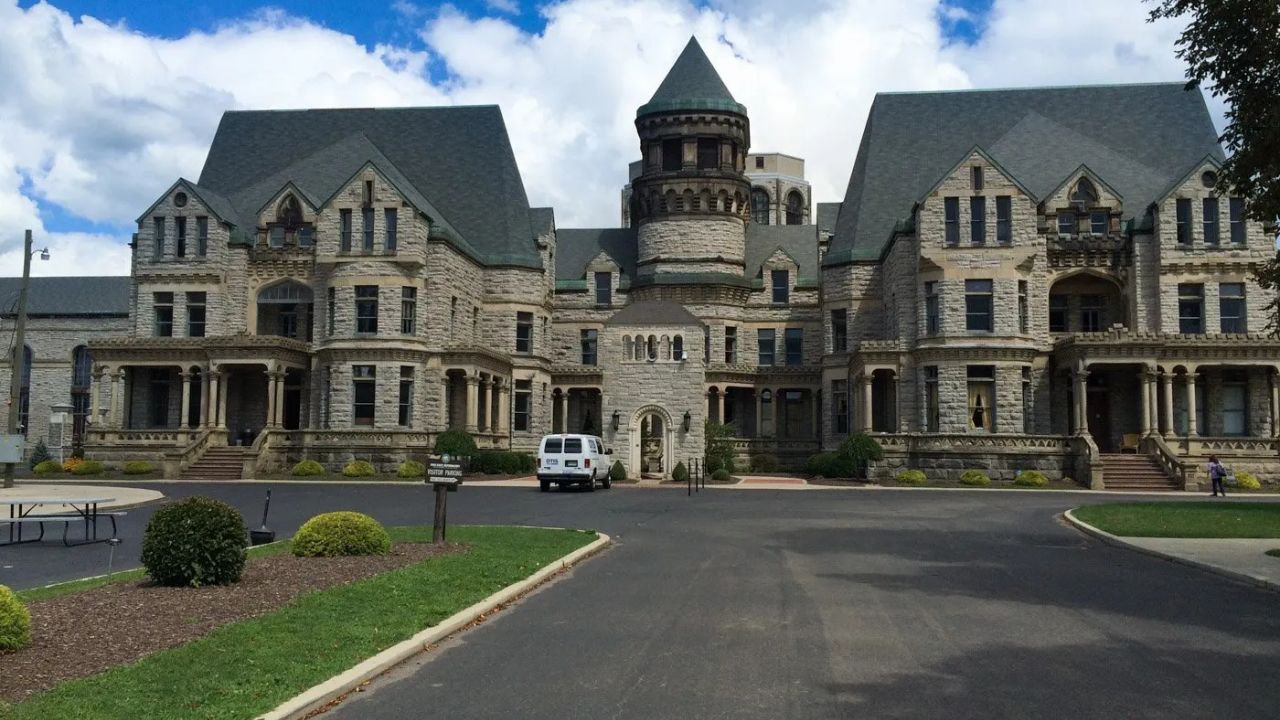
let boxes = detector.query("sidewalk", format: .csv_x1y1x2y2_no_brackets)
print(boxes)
0,483,163,513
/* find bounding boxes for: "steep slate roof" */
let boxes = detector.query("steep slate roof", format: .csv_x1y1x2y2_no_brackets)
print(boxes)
816,202,841,236
605,299,703,327
198,106,541,267
555,228,638,283
0,277,130,317
530,207,556,239
637,37,747,117
827,83,1224,265
745,224,820,285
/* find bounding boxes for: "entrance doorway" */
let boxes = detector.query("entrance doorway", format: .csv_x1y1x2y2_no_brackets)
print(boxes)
630,406,673,480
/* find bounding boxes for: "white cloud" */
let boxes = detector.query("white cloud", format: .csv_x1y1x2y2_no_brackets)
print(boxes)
0,0,1205,278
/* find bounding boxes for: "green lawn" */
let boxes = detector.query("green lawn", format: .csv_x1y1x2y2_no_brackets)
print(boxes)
9,525,596,720
1073,502,1280,538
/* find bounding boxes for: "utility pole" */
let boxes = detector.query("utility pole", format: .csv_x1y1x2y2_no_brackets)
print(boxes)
4,230,34,489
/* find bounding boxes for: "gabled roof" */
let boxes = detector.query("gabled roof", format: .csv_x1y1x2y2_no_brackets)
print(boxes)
605,299,703,327
637,37,747,117
555,228,638,281
744,224,819,285
0,276,130,317
1152,153,1224,206
917,145,1037,204
198,106,541,268
1041,164,1126,207
827,83,1224,265
135,178,237,226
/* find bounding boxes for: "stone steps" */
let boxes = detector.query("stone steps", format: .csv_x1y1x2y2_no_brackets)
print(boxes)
1100,453,1180,491
182,447,246,481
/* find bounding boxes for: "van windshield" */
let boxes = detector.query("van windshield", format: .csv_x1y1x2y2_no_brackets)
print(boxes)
543,438,563,453
563,438,583,453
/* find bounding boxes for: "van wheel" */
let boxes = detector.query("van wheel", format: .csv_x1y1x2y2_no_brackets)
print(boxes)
602,476,612,489
584,477,595,492
539,480,550,492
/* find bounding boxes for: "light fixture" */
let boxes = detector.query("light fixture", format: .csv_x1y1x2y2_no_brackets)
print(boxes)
38,248,50,261
611,410,620,431
682,410,691,432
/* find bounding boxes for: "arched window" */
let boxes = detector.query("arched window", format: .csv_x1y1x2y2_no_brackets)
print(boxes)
785,191,805,225
277,195,303,230
19,345,32,435
672,335,684,361
257,280,315,340
1071,178,1098,206
750,187,770,224
634,336,645,361
72,346,92,441
623,335,633,360
647,335,658,361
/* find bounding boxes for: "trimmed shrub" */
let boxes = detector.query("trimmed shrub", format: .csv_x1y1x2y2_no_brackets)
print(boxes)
291,459,326,476
711,468,732,483
33,459,61,475
28,439,50,470
342,460,377,478
750,453,780,472
468,451,535,475
62,457,83,473
292,511,391,557
839,433,884,476
433,430,477,458
609,461,627,483
398,460,426,478
122,460,155,475
141,496,247,587
0,584,31,652
959,470,992,487
1014,470,1049,487
1236,472,1262,490
805,452,857,479
896,469,928,486
71,460,104,476
671,461,689,482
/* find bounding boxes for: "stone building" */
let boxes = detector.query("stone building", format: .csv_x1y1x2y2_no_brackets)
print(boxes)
6,36,1276,486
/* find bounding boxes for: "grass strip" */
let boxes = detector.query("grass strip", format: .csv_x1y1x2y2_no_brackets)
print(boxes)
9,525,595,720
1073,502,1280,538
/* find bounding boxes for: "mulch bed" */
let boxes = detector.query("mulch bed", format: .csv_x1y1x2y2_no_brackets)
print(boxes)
1,542,464,704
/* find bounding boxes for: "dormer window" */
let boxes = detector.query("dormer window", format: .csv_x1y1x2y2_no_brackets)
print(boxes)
270,194,311,249
971,166,984,191
1089,211,1108,236
771,269,789,304
1057,211,1077,236
363,180,374,206
1071,177,1098,206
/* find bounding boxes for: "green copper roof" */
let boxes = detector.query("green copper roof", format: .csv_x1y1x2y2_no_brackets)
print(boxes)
637,37,746,118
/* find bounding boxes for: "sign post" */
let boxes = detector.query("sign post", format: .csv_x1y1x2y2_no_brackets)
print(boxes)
426,458,463,544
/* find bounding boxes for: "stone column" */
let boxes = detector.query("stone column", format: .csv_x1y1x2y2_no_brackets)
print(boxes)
180,371,192,430
217,370,229,430
755,388,766,438
554,389,567,434
1271,369,1280,439
717,389,726,425
265,371,279,428
206,371,219,428
478,376,491,433
1161,371,1175,438
498,381,511,435
89,369,101,427
1072,370,1089,435
464,375,479,433
812,388,821,438
439,373,451,430
1138,369,1152,436
275,371,287,427
891,374,902,433
108,369,121,427
1186,372,1199,437
861,374,873,433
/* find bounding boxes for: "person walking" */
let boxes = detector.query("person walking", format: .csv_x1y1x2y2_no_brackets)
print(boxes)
1207,455,1227,497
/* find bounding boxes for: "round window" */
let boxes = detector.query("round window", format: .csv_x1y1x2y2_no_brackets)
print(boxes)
174,191,188,207
1200,171,1217,189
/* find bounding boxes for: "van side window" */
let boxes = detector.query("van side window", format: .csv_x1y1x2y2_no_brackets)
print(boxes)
543,438,562,453
589,438,599,452
564,438,583,453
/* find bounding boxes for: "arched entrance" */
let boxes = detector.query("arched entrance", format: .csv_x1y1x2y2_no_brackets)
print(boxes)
630,405,674,480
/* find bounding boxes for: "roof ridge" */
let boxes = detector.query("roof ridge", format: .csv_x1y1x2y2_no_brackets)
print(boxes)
876,80,1189,98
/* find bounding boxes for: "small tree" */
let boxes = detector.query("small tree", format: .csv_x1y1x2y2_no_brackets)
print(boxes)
28,439,51,470
704,421,736,475
672,461,689,482
433,430,477,458
839,433,884,478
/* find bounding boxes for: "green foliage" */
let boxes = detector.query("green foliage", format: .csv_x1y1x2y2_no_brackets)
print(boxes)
960,470,992,487
469,451,536,475
703,421,736,476
28,439,50,470
896,469,928,486
609,461,627,482
711,468,732,482
33,459,62,475
750,453,779,472
141,497,247,587
1236,472,1262,490
433,430,477,458
291,511,391,557
839,434,884,465
398,460,426,478
122,460,155,475
1014,470,1049,487
291,459,326,476
70,445,85,460
71,460,104,475
342,460,377,477
804,452,857,479
0,584,31,652
671,461,689,482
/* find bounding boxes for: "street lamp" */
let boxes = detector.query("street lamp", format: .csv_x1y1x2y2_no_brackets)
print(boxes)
4,230,49,488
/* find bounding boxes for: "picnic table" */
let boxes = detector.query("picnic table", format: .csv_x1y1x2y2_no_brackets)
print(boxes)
2,496,119,547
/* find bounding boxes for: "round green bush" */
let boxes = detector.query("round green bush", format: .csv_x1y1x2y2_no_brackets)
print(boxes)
342,460,376,477
141,497,247,587
0,584,31,652
398,460,425,478
959,470,992,487
609,461,627,482
122,460,155,475
291,459,326,476
32,459,61,475
671,461,689,482
291,511,391,557
804,452,857,479
433,430,477,458
1014,470,1049,487
711,468,732,482
71,460,104,476
750,453,780,472
896,469,928,486
1236,472,1262,490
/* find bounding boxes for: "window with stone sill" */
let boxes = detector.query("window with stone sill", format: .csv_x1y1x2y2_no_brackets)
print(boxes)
771,270,790,304
970,196,986,244
516,312,533,353
1080,294,1104,332
176,216,187,257
385,208,398,252
964,279,993,333
154,292,174,337
966,365,995,433
697,138,719,170
672,335,684,362
831,309,848,352
833,379,849,434
757,328,775,366
1229,197,1246,244
662,139,682,172
924,366,939,433
1057,211,1077,236
362,208,375,252
340,209,353,252
1018,281,1028,333
1178,283,1204,334
1049,295,1069,332
1219,283,1246,333
514,379,531,431
196,216,208,256
1203,197,1220,245
398,366,414,427
1175,199,1192,244
595,272,611,306
355,286,379,334
353,365,376,426
153,217,166,260
944,197,959,244
924,282,940,335
581,329,598,366
995,196,1011,244
1090,211,1108,236
784,328,803,367
187,292,206,338
724,326,737,363
751,187,770,225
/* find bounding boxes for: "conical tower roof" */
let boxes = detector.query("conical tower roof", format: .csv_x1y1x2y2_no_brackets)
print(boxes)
637,37,747,117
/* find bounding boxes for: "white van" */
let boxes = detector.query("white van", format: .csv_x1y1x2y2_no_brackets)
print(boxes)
537,434,612,492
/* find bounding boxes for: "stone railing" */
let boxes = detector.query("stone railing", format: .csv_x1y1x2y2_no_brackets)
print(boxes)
1188,436,1280,456
170,428,219,475
1145,434,1194,490
87,428,198,446
277,429,438,449
1069,433,1104,489
729,438,820,453
895,433,1072,453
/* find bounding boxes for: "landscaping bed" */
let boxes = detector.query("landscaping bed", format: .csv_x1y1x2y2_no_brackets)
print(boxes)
1073,502,1280,538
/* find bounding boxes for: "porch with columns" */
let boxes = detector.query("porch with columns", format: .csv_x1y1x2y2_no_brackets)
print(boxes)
442,368,511,442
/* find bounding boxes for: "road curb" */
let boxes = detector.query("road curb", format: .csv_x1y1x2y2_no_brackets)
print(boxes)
257,530,612,720
1063,509,1280,593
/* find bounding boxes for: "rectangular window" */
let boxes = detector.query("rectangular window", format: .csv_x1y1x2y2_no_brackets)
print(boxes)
327,287,336,336
1178,283,1204,334
965,279,994,332
401,286,416,334
833,379,849,434
385,208,397,251
924,366,939,432
1049,295,1069,332
1080,294,1104,332
1057,211,1076,236
771,270,789,304
516,312,533,353
340,209,352,251
1175,198,1191,244
363,180,373,205
514,379,531,431
967,365,995,433
662,139,682,171
1220,282,1246,333
703,327,710,365
298,226,312,248
594,272,611,305
355,285,378,334
970,196,986,244
175,216,187,257
269,226,285,249
196,216,208,256
580,329,598,365
971,166,984,191
725,326,737,364
784,328,803,366
996,196,1011,244
831,309,848,352
1203,197,1219,245
1018,280,1028,334
925,281,940,335
398,366,414,427
154,292,173,337
362,208,374,252
1229,197,1246,244
353,365,376,426
1090,211,1108,236
757,328,775,366
153,217,165,259
186,292,206,337
1222,374,1247,436
697,138,719,169
944,197,959,244
755,155,765,169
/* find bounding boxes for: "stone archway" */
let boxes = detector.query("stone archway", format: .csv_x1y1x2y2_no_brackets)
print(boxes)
630,405,674,480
